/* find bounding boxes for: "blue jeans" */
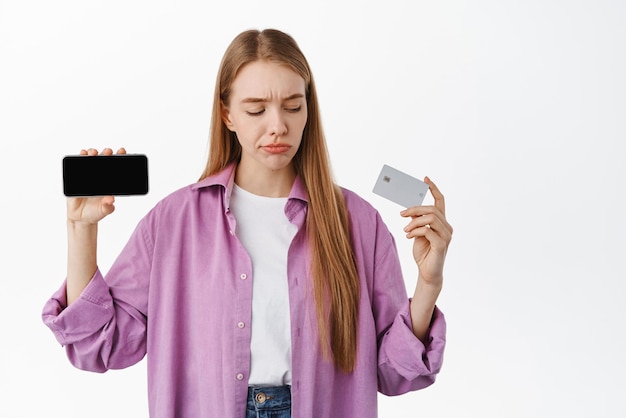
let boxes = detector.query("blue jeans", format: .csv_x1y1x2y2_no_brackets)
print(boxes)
246,385,291,418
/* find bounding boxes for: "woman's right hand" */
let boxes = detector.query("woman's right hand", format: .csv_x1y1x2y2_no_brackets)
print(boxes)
66,147,127,225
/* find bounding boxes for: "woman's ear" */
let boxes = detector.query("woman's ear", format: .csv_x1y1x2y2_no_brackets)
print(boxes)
221,102,235,132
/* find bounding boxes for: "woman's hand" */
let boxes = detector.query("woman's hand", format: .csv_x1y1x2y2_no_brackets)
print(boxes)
402,177,452,341
66,147,126,225
64,147,126,304
401,177,453,287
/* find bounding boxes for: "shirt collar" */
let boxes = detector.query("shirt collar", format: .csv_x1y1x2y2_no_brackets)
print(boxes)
192,163,236,192
192,163,309,207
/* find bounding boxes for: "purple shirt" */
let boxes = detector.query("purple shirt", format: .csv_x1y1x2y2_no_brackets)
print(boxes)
42,164,446,417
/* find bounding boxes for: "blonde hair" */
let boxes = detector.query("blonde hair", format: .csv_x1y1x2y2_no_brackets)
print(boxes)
199,29,360,373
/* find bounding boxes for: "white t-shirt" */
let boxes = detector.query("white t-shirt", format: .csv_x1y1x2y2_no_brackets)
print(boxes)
230,184,297,386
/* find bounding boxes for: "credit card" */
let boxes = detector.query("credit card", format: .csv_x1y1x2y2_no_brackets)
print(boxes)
372,164,429,208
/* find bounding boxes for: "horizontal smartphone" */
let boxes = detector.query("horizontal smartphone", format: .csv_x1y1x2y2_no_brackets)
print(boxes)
372,164,429,208
62,154,149,196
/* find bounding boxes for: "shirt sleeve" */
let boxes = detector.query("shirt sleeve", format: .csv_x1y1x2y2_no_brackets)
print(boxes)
371,214,447,396
377,301,446,395
41,215,154,373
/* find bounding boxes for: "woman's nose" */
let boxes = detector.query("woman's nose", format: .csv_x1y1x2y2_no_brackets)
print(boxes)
268,110,288,137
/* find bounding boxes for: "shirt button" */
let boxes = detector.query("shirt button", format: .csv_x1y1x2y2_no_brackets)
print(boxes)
240,273,247,280
236,373,244,381
237,321,245,329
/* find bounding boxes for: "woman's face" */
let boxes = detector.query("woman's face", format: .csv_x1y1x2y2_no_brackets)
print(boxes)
222,60,308,175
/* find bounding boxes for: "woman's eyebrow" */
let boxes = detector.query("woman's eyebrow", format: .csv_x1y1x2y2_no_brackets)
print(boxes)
240,93,304,104
283,93,304,101
241,97,266,104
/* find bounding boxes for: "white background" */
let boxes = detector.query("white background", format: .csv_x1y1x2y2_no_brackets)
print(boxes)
1,0,625,417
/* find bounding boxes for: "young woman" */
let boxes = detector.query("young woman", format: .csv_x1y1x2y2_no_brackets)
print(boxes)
43,28,452,418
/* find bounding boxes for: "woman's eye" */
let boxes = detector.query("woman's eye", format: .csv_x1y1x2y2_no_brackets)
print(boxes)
246,109,265,116
286,106,301,113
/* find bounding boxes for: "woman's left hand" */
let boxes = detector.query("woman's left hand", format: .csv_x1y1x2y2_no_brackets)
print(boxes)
401,177,453,287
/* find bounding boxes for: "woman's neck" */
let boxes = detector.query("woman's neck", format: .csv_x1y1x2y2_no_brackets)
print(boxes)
234,162,296,198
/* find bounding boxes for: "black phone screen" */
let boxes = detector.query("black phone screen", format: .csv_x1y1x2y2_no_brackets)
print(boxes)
62,154,149,196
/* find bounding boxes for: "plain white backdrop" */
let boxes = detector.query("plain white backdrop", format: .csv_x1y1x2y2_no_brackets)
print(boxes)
1,0,625,416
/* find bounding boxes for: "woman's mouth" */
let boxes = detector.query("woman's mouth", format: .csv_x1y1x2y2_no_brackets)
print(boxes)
262,144,291,154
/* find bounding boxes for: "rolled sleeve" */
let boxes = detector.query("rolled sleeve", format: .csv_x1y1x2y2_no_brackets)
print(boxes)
377,302,446,395
42,267,148,372
42,270,114,347
41,215,152,373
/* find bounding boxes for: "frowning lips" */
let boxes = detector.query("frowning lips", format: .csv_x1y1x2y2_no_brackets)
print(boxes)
261,144,292,154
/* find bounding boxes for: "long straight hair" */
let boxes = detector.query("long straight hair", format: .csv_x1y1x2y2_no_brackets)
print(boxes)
199,29,360,373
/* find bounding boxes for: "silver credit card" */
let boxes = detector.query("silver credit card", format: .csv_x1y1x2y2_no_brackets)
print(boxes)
372,164,429,208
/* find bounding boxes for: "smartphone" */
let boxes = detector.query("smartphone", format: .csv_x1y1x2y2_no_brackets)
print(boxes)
62,154,149,196
372,164,429,208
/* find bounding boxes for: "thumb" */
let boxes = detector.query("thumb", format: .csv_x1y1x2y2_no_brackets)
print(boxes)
100,196,116,217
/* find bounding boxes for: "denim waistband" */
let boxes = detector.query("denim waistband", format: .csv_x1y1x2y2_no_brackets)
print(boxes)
246,385,291,418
